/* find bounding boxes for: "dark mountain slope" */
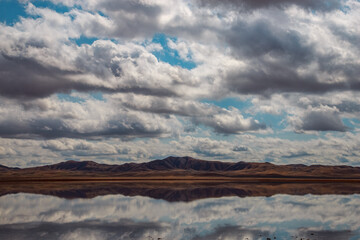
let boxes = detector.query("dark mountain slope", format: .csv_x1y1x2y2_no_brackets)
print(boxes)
1,156,360,179
0,164,19,172
31,156,253,172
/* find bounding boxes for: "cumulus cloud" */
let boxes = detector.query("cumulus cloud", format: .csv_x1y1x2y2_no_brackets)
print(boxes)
0,6,204,99
300,108,347,132
221,4,360,97
114,94,266,134
0,96,181,139
193,107,266,134
2,0,359,99
290,106,348,132
0,54,96,99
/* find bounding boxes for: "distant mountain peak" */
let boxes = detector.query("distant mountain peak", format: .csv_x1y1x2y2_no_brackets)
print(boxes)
145,156,239,171
39,160,108,171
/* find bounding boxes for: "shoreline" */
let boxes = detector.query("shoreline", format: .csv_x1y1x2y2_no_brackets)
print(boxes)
2,177,360,183
1,180,360,201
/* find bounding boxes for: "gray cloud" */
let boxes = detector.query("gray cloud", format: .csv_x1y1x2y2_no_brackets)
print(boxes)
222,18,360,96
115,95,266,134
193,112,266,134
0,220,168,240
226,65,344,96
0,93,264,140
0,97,180,139
0,45,180,99
232,146,249,152
225,20,314,64
330,101,360,114
117,95,210,117
282,151,314,159
58,0,215,40
297,228,355,240
191,225,270,240
0,117,169,139
197,0,344,11
96,0,163,38
296,107,348,132
2,0,359,101
0,54,94,99
330,24,360,51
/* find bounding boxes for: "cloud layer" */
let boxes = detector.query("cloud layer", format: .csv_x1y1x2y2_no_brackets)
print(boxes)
0,0,360,166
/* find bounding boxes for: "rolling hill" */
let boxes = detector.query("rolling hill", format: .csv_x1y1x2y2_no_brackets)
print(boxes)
1,156,360,181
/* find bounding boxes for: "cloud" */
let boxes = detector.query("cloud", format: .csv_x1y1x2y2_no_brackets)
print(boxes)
0,220,168,240
2,123,360,168
0,11,199,99
2,1,359,101
193,107,266,134
38,0,221,40
282,151,314,159
232,146,249,152
113,94,212,117
296,229,355,240
0,96,181,139
191,225,270,240
0,54,96,99
0,0,360,166
196,0,344,11
221,6,360,97
293,106,348,132
114,94,266,134
0,92,265,141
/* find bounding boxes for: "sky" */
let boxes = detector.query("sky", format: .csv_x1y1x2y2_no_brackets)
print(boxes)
0,0,359,167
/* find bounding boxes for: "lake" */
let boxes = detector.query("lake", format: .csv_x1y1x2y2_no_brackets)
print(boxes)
0,182,359,240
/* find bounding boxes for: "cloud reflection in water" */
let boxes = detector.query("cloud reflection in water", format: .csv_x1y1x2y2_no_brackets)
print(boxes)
0,193,359,239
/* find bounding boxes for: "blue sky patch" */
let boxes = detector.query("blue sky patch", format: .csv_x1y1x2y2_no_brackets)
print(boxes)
201,97,252,111
0,0,77,26
255,112,286,131
57,92,85,103
343,118,360,131
151,33,196,70
90,91,105,101
0,0,26,25
57,91,105,102
71,35,99,46
31,0,73,14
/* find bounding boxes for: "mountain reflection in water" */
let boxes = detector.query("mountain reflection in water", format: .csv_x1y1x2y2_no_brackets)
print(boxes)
0,183,360,240
1,181,360,201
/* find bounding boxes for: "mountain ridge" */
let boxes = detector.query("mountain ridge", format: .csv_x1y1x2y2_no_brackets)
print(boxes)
1,156,360,180
28,156,255,172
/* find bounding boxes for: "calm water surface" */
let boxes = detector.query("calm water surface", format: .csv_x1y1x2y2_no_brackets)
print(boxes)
0,188,360,240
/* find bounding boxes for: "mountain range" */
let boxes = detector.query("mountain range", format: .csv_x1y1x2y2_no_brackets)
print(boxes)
1,156,360,181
